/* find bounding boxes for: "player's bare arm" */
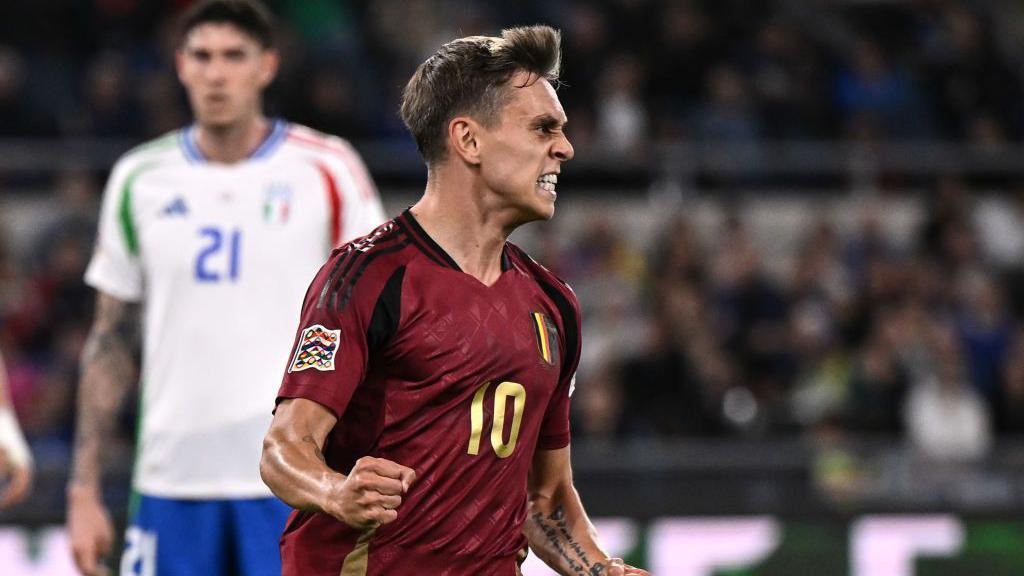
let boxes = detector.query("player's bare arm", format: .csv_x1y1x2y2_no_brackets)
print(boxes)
67,291,139,575
0,347,32,507
261,397,416,529
525,447,649,576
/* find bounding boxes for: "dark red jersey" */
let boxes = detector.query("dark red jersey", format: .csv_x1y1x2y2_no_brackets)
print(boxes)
276,209,580,576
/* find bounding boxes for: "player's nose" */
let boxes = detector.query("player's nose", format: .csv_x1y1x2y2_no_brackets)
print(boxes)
552,132,574,162
202,57,228,83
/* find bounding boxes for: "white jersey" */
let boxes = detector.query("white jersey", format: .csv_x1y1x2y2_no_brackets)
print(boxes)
85,120,386,498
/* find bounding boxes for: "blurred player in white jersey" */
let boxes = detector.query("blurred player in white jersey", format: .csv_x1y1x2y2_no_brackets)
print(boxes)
0,347,32,508
65,1,385,574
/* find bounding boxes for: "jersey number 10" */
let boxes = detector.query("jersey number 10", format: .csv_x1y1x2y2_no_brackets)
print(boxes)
195,227,242,282
467,381,526,459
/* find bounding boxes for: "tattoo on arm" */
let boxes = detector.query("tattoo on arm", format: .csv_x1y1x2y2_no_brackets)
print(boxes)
529,506,604,576
70,293,139,488
301,434,327,463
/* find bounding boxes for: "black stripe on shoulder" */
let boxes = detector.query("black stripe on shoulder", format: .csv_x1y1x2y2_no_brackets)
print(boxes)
336,241,408,312
318,248,361,309
535,275,580,383
317,221,403,309
367,265,405,352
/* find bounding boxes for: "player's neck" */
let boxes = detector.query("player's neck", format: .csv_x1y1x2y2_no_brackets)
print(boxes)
193,115,271,164
412,175,510,286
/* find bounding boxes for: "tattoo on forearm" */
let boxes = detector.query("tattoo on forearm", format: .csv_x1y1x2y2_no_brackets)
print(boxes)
301,434,327,463
70,295,139,487
530,506,603,576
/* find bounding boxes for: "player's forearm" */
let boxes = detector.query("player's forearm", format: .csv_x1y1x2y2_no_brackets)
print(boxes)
0,348,12,409
525,481,612,576
260,431,343,513
69,295,137,491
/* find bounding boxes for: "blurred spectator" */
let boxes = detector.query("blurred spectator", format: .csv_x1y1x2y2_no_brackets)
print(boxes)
692,64,759,143
651,213,705,286
69,51,144,138
557,2,611,127
787,222,855,427
996,330,1024,435
788,299,851,428
923,5,1023,141
904,322,992,462
645,1,718,141
563,215,644,317
844,316,908,434
572,362,622,440
0,228,20,322
594,54,648,156
974,184,1024,271
709,216,789,415
288,63,368,139
954,270,1012,404
618,291,724,438
920,175,973,272
834,37,931,140
137,70,188,137
750,20,829,139
0,46,56,137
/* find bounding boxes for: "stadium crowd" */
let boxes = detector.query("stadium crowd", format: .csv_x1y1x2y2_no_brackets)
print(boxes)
4,171,1024,466
4,0,1024,467
1,1,1023,148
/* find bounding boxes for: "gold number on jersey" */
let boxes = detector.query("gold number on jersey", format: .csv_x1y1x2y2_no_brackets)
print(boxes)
467,382,491,456
467,381,526,459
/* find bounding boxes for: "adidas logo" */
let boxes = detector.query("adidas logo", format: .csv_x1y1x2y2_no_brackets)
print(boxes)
161,197,189,217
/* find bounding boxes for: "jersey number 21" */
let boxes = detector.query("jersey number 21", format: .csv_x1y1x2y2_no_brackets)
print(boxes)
195,226,242,282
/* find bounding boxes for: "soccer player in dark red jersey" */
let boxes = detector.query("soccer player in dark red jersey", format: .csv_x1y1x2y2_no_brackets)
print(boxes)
260,25,649,575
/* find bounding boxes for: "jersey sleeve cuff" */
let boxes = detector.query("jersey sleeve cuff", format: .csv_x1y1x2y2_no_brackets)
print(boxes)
275,385,350,419
85,263,143,302
536,433,570,451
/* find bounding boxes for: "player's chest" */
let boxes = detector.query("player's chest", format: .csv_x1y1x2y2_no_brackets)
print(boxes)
131,165,329,278
389,270,565,394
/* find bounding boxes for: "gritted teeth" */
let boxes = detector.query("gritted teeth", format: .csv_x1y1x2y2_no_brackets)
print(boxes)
537,174,558,184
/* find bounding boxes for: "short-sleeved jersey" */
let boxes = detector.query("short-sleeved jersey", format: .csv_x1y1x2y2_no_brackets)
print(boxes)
276,209,581,575
85,120,386,498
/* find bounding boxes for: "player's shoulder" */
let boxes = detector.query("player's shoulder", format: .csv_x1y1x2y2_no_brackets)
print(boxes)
281,122,363,162
114,129,185,172
335,218,409,257
506,242,580,310
313,218,414,307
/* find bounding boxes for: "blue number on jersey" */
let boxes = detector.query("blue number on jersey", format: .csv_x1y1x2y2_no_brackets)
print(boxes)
195,227,242,282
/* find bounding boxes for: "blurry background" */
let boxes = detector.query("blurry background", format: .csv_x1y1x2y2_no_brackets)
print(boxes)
4,0,1024,574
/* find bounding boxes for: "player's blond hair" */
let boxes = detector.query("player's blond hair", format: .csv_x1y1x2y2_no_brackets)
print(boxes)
400,25,562,165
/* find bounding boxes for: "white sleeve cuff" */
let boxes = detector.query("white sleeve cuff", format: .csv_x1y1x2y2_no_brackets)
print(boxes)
0,407,32,468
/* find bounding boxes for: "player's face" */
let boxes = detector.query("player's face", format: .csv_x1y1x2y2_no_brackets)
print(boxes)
477,72,574,223
176,23,278,129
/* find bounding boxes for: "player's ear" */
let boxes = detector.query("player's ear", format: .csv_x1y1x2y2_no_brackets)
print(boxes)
174,49,187,83
258,49,280,88
449,116,482,166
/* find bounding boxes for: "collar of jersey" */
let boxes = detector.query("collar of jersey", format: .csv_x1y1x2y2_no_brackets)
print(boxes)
398,208,514,273
180,119,288,164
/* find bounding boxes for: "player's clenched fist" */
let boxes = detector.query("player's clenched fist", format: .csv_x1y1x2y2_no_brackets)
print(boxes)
325,456,416,529
607,558,651,575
